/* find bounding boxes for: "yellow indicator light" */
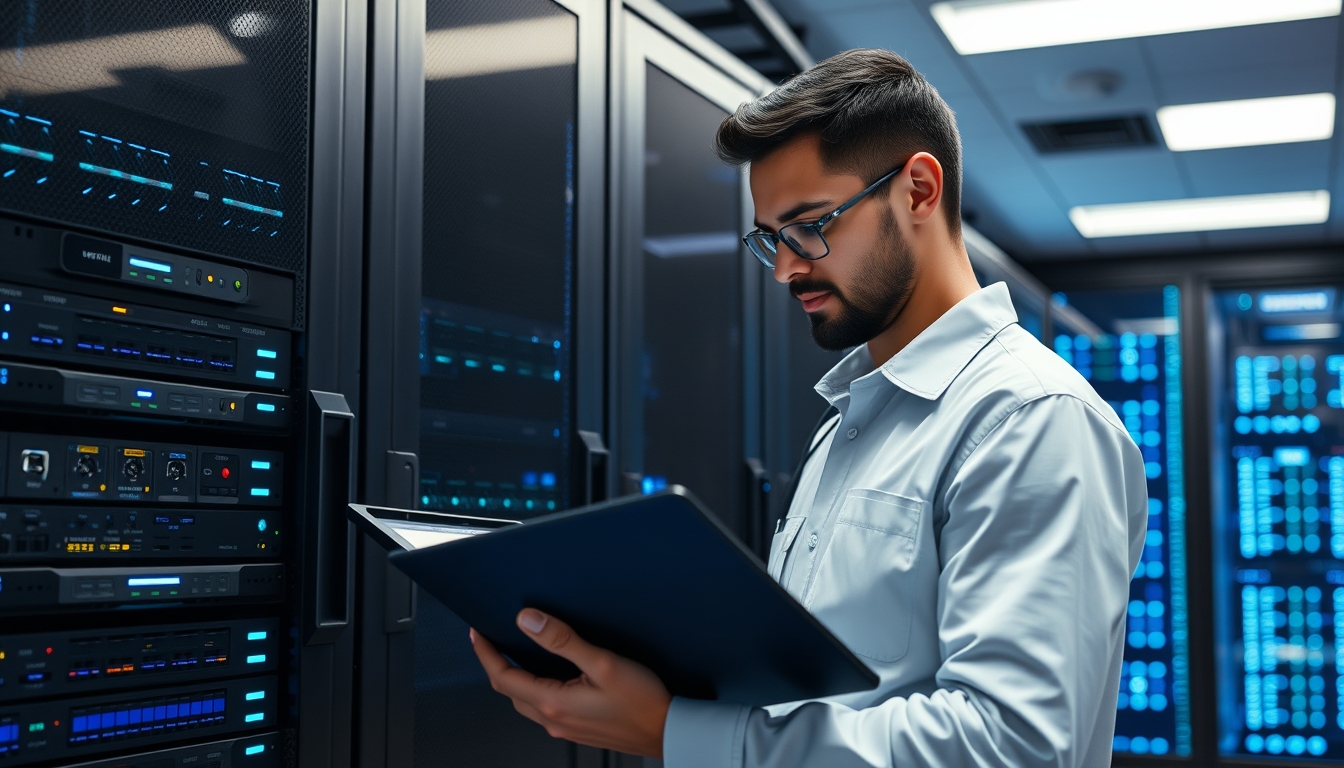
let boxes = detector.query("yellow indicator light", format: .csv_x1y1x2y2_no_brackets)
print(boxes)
122,448,146,457
99,484,106,491
1,650,7,660
143,486,149,492
77,445,99,454
207,274,214,283
112,306,128,314
229,402,236,410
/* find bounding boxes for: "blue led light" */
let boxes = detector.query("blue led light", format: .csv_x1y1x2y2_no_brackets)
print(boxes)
1260,290,1332,313
245,691,265,701
247,654,266,664
128,256,171,274
250,488,270,497
246,745,266,756
78,162,172,190
251,460,271,470
135,389,154,399
127,576,180,586
222,197,283,218
256,403,276,412
248,631,267,640
257,348,277,359
257,518,267,532
255,370,275,380
0,143,54,162
244,713,264,723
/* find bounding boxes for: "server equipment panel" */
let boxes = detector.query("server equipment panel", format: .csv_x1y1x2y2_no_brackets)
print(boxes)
0,676,277,766
1053,286,1191,758
0,564,284,610
0,506,280,561
1211,286,1344,760
58,733,280,768
0,619,280,703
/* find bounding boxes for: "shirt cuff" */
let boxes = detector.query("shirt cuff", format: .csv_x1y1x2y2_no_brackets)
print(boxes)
663,697,751,768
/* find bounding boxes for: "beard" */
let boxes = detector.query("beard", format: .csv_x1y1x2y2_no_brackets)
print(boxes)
791,207,915,351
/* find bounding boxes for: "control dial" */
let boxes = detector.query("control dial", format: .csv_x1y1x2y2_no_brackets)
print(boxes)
74,454,99,478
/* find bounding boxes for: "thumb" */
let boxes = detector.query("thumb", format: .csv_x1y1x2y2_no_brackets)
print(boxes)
517,608,607,675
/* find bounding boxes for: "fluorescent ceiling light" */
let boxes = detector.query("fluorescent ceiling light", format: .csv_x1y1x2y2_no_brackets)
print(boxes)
930,0,1342,55
1157,93,1335,151
425,16,575,80
1069,191,1330,237
0,24,247,98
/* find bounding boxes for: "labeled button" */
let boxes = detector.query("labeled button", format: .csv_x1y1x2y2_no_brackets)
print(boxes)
77,384,99,402
846,428,858,439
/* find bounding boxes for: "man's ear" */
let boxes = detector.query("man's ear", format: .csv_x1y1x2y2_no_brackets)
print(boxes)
902,152,944,227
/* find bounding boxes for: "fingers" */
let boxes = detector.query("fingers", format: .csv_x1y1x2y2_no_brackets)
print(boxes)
517,609,612,679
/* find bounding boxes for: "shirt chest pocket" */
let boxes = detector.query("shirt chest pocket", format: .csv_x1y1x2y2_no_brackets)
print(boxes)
767,516,806,581
805,489,924,663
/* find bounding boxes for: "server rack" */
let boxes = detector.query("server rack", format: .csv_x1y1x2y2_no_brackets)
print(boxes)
1036,251,1344,767
0,2,366,768
358,0,608,766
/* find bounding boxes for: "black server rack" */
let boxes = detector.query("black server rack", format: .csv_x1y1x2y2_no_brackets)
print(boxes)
0,2,365,768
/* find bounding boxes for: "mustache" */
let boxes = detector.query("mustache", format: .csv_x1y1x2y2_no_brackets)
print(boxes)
789,278,841,299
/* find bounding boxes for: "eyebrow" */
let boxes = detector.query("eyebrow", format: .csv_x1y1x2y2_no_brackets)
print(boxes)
753,199,834,232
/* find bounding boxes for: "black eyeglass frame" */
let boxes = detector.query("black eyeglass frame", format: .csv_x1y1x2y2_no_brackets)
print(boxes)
742,163,906,269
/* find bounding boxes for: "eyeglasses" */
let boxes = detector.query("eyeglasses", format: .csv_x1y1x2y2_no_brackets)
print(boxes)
742,163,905,269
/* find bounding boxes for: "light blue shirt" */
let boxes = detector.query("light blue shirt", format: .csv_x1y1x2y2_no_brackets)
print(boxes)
663,283,1148,767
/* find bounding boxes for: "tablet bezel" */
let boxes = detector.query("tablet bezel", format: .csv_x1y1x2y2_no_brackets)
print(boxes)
348,503,519,553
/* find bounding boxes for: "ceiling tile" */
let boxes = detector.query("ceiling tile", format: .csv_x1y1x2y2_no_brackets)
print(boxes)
1158,62,1336,105
1039,149,1188,206
1176,141,1333,197
1204,224,1329,251
1088,232,1206,254
1143,18,1339,76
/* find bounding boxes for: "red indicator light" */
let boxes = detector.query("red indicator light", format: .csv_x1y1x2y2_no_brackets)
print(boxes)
45,647,52,655
221,467,230,479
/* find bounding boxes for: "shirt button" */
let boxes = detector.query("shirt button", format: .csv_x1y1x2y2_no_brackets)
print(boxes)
809,533,818,549
846,427,858,439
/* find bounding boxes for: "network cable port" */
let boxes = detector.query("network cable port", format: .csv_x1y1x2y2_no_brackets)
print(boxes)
21,449,49,480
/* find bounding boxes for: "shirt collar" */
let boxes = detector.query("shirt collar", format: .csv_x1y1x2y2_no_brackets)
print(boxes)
815,282,1019,404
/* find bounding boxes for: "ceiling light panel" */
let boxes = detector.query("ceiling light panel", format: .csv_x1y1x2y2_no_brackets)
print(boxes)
1069,191,1330,237
1157,93,1335,151
930,0,1342,55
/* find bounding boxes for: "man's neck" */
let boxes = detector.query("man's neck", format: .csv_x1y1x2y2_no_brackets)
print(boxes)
865,245,982,368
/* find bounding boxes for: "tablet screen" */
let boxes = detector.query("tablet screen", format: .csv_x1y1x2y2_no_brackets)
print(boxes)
385,520,496,550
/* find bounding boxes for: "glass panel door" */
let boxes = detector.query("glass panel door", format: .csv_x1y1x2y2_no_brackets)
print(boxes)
617,14,761,541
412,1,579,765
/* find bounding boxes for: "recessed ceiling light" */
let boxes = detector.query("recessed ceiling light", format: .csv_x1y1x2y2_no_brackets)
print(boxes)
1069,191,1330,237
930,0,1342,55
1157,93,1335,151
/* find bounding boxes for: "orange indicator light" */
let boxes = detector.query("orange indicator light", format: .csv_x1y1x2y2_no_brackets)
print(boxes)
112,306,127,314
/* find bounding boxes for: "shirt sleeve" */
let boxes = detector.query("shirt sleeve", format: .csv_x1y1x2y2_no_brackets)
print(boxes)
662,394,1147,768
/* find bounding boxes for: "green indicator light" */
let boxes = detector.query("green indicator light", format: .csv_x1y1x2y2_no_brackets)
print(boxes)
169,589,177,594
148,403,157,409
146,274,155,281
130,591,140,597
128,271,138,277
164,278,172,284
130,402,141,407
28,723,44,732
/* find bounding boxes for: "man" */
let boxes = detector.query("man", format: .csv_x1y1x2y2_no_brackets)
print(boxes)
471,48,1148,767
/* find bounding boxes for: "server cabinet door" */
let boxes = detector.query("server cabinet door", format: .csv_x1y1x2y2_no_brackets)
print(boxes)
614,11,764,542
361,0,606,766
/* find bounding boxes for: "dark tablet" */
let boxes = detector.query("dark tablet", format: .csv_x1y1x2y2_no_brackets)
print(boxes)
350,488,877,707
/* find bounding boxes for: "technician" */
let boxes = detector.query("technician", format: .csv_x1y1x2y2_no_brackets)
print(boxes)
470,48,1149,767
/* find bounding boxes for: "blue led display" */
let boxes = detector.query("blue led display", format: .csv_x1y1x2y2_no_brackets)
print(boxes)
1053,286,1191,756
68,692,227,745
1213,286,1344,759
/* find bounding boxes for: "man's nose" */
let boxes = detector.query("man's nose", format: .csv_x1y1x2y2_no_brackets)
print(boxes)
773,246,810,284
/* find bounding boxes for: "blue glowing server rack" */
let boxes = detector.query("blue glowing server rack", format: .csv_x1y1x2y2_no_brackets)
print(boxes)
1211,286,1344,760
1053,286,1192,758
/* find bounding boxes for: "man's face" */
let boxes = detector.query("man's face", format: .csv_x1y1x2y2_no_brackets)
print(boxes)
748,134,915,351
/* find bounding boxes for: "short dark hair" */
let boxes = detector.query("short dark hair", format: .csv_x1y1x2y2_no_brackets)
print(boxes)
715,49,963,237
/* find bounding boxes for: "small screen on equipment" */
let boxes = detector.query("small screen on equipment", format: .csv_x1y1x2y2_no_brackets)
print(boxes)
384,521,495,550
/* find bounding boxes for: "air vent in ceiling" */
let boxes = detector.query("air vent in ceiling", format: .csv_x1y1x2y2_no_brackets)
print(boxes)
1022,115,1155,153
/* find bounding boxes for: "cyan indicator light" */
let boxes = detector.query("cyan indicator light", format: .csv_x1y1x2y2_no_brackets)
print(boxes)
255,370,275,380
246,654,266,664
127,576,180,586
244,713,264,723
250,488,270,497
245,691,265,701
247,631,267,641
128,256,172,274
257,518,267,532
245,745,266,756
256,403,276,413
0,143,54,162
251,460,271,470
257,349,277,359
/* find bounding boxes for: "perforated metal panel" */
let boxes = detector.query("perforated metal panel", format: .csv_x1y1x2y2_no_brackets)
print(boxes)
0,0,310,324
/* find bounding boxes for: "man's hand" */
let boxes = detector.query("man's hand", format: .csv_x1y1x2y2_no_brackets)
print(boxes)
471,609,672,757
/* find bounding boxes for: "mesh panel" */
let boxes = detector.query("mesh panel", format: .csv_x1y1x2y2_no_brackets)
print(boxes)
0,0,310,325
